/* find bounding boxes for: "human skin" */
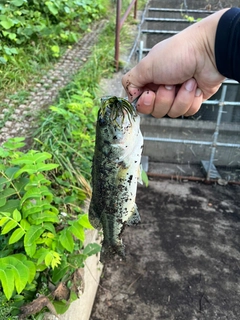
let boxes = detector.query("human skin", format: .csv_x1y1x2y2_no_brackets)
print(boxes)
122,9,229,118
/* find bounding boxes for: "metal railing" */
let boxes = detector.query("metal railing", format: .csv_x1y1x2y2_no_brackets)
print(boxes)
143,81,240,181
115,0,138,71
138,5,239,181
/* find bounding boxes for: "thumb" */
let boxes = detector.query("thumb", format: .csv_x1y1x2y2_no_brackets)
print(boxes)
122,59,153,102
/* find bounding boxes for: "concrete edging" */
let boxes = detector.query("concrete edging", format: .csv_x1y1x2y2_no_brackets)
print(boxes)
61,230,102,320
44,229,102,320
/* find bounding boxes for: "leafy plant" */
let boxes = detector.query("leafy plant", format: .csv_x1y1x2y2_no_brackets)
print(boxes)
0,137,100,316
34,90,98,180
0,0,106,64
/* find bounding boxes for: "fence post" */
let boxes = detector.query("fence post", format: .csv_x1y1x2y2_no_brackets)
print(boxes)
115,0,121,71
115,0,137,71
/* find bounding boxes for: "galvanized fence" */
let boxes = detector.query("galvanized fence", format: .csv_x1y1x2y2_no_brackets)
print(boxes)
142,81,240,183
137,1,240,184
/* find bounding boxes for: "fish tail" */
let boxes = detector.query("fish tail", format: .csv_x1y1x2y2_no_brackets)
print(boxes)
100,241,126,263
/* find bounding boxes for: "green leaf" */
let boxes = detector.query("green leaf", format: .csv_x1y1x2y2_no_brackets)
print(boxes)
14,163,59,178
78,213,93,229
34,248,48,266
69,291,78,303
45,1,59,15
14,177,29,194
13,209,21,222
11,259,29,293
1,219,18,234
12,0,25,6
0,148,9,158
5,166,20,180
141,169,149,187
59,229,74,253
0,197,6,207
53,300,69,315
0,255,36,299
21,185,53,204
0,266,14,300
0,17,15,30
28,173,51,186
29,210,59,225
24,225,45,257
43,222,56,234
69,221,85,242
0,199,20,213
83,243,101,256
1,187,16,200
3,137,25,150
11,151,52,165
4,46,18,55
9,228,25,244
24,260,36,284
51,261,69,284
0,216,9,227
0,176,8,191
20,218,30,231
45,251,61,269
68,254,87,269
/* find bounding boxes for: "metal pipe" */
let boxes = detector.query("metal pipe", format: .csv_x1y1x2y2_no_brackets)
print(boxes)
139,40,143,62
134,0,137,20
206,85,227,180
143,137,240,148
126,0,150,66
146,172,240,185
203,100,240,106
148,8,215,14
141,29,178,34
115,0,137,70
183,0,188,12
115,0,121,71
144,18,195,22
120,0,137,28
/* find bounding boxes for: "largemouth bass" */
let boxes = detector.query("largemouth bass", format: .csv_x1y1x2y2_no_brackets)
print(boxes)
89,96,143,262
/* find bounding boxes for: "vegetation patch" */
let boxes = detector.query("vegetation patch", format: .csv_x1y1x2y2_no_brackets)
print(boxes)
0,137,101,319
0,0,146,318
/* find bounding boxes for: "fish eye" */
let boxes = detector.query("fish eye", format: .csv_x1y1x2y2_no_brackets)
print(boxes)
98,118,107,126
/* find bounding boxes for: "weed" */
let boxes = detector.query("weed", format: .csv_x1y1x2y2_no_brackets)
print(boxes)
0,137,101,317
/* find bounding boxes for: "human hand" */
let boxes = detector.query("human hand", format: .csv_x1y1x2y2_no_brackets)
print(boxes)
122,9,228,118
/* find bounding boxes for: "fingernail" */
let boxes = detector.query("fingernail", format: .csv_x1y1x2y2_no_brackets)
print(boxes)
143,91,152,106
165,85,174,90
195,88,202,97
185,79,195,92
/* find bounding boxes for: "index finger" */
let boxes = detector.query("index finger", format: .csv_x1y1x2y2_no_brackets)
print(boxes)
122,74,143,102
122,59,154,101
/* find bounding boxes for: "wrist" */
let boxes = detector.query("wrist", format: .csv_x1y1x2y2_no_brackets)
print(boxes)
198,8,230,70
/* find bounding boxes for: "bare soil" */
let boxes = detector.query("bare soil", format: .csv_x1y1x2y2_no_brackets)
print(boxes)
91,178,240,320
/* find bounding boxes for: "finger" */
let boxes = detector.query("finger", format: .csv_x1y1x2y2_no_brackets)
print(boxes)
151,85,176,118
125,84,143,102
167,78,197,118
122,58,154,102
136,90,155,114
184,88,203,116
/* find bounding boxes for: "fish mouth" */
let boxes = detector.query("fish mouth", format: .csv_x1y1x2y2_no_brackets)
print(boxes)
98,96,138,126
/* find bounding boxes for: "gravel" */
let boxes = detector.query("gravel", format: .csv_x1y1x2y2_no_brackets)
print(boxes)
0,20,106,145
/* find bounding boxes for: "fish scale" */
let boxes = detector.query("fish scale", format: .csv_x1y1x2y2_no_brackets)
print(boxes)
89,96,143,263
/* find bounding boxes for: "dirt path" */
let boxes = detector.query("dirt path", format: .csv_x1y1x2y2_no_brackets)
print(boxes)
91,179,240,320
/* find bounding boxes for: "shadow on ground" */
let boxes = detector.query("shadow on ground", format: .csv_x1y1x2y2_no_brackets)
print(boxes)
91,179,240,320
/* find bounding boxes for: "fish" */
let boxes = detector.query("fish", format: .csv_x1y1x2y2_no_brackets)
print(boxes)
89,96,143,262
